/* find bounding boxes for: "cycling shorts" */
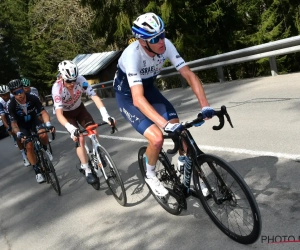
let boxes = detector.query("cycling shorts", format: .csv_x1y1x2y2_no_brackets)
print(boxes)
115,86,178,135
18,115,44,136
63,102,95,129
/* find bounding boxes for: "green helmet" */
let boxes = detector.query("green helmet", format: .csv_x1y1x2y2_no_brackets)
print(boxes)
21,78,31,87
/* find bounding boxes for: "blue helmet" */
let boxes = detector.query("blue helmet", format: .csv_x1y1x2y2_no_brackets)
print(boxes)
132,13,164,40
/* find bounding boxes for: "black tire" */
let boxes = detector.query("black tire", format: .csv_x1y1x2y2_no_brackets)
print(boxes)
48,141,52,154
138,146,183,215
96,146,127,206
41,149,61,196
193,154,261,244
37,150,48,182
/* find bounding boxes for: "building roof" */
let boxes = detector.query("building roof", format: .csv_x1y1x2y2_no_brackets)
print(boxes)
72,51,121,76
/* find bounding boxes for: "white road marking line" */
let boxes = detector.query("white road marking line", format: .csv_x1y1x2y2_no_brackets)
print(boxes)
55,130,300,161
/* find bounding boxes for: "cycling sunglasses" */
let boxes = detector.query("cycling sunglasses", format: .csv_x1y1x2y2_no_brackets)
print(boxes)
13,89,24,95
65,79,76,84
147,31,165,44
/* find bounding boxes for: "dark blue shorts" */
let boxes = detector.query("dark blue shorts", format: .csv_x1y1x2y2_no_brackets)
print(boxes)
18,115,44,136
115,86,178,135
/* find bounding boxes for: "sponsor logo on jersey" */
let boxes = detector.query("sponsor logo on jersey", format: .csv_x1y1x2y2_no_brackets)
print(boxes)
140,66,155,75
128,73,137,77
54,96,61,103
176,55,181,58
176,61,184,68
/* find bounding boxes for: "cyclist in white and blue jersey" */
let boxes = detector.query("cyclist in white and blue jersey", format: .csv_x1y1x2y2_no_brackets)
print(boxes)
0,84,31,166
114,13,215,196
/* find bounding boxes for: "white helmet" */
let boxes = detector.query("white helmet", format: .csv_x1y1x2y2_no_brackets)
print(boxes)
132,13,164,39
58,60,78,81
0,85,10,94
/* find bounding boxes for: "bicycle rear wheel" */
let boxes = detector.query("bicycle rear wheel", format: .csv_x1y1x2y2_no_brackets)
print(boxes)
96,146,127,206
41,149,61,196
193,154,261,244
138,146,183,215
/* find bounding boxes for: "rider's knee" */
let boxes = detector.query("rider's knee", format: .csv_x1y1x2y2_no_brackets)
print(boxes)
26,142,34,151
149,132,164,149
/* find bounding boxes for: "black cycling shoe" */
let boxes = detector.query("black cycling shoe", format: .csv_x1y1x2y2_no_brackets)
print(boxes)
86,173,98,184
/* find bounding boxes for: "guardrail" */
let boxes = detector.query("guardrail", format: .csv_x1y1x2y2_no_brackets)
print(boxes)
91,81,115,97
84,36,300,93
157,35,300,82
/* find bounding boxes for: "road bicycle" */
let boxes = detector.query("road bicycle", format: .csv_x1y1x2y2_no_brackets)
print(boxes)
24,127,61,196
138,106,261,244
75,120,127,206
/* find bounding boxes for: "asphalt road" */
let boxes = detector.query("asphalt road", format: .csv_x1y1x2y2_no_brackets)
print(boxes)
1,72,300,250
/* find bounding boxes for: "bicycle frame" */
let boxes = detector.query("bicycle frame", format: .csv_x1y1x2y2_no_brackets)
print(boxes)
24,129,54,162
83,128,105,177
163,105,234,201
178,130,227,203
78,123,113,180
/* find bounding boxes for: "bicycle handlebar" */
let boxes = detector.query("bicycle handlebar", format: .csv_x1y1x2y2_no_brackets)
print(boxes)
74,119,118,147
22,126,56,144
165,105,233,154
74,119,118,137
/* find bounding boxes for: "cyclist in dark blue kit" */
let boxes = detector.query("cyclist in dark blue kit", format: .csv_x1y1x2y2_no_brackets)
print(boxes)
7,79,55,183
114,13,214,196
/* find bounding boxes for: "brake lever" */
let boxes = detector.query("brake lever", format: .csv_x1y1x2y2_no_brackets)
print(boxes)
225,113,234,128
108,117,118,134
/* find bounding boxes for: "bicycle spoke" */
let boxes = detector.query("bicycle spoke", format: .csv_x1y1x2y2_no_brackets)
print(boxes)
137,146,183,215
194,154,261,244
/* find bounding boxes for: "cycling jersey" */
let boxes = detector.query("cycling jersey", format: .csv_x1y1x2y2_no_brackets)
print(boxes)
0,97,9,115
30,87,39,97
0,94,13,115
0,95,14,130
8,93,45,127
52,75,96,111
114,38,183,134
114,38,186,96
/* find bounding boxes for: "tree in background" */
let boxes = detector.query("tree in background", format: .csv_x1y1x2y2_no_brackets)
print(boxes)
24,0,110,97
1,0,299,92
0,0,30,84
81,0,300,83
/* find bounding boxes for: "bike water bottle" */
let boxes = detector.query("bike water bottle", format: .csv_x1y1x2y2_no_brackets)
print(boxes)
183,156,192,188
177,155,185,174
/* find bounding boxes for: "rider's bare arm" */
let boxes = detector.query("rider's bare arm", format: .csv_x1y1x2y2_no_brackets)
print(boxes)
131,84,168,129
90,95,105,109
11,121,20,134
55,108,69,127
179,65,210,108
40,110,50,124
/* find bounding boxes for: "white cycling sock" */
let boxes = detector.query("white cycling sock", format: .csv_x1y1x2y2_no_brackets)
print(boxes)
20,149,27,159
81,163,91,175
146,163,156,178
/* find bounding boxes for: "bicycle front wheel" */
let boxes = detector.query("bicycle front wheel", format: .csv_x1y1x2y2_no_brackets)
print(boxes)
193,154,261,244
48,141,52,154
41,149,61,196
96,146,127,206
138,146,183,215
